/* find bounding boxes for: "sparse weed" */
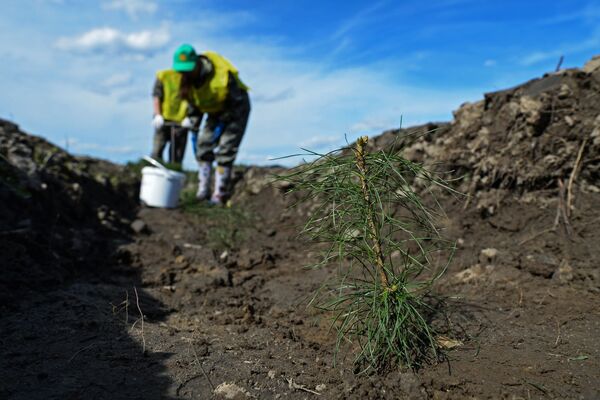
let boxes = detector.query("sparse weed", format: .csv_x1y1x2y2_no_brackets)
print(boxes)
280,136,455,371
179,188,255,250
124,158,148,176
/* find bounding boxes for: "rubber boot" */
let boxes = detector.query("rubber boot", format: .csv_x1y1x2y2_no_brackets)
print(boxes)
196,161,212,200
210,165,231,205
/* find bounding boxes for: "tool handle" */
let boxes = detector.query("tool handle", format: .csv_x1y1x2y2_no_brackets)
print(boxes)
143,155,169,171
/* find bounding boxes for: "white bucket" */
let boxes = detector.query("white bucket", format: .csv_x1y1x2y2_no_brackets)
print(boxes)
139,166,186,208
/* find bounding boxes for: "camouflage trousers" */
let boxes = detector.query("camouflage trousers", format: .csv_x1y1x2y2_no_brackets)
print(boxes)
151,124,188,164
196,90,250,167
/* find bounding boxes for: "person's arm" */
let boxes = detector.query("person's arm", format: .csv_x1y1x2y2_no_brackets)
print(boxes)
225,72,247,107
152,78,165,128
186,103,203,131
152,79,163,116
153,96,162,116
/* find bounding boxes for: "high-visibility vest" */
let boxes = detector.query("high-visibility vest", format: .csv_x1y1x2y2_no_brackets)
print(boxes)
156,51,248,119
156,69,188,122
190,51,248,113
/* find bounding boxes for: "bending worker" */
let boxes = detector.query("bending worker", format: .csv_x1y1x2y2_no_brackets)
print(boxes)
153,43,250,205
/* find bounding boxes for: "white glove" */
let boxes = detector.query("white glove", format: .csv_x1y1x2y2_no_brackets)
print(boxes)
152,114,164,129
181,117,193,129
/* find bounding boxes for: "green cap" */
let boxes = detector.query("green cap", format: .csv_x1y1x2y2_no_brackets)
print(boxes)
173,44,198,72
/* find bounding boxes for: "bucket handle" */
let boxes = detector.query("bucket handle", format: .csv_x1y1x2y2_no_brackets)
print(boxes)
143,156,169,171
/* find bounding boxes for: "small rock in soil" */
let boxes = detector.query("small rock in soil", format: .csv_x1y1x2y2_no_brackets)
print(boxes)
479,248,499,264
220,250,229,262
554,260,574,284
214,382,249,399
520,253,560,278
210,266,232,287
130,219,147,233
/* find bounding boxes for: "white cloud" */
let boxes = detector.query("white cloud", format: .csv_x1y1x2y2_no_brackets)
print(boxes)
55,26,170,55
299,135,341,148
332,1,387,41
61,138,134,155
521,50,559,66
520,31,600,66
252,88,295,103
1,2,488,169
101,72,133,88
537,4,600,26
86,72,135,97
161,25,486,166
74,142,136,154
102,0,157,19
484,59,496,67
350,118,397,134
235,68,480,166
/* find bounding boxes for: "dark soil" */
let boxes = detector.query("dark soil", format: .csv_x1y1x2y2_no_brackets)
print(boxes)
1,58,600,399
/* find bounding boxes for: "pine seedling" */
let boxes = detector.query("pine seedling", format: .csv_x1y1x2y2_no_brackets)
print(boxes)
281,136,455,371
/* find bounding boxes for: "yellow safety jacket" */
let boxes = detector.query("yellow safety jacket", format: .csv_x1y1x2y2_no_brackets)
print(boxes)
189,51,248,113
156,69,188,122
156,52,248,119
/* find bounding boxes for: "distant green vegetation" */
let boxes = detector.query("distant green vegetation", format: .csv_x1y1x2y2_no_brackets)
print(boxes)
179,186,256,250
124,158,148,176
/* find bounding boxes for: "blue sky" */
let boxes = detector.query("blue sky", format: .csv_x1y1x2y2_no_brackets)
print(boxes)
1,0,600,168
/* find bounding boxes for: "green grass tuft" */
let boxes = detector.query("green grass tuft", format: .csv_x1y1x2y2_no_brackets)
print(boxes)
179,187,255,250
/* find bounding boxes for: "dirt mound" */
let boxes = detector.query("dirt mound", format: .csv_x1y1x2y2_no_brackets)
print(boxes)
236,59,600,289
0,118,140,308
237,62,600,203
377,63,600,289
375,65,600,195
236,65,600,203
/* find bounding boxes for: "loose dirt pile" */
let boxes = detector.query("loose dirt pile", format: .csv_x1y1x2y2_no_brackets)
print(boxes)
1,57,599,399
0,119,139,307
